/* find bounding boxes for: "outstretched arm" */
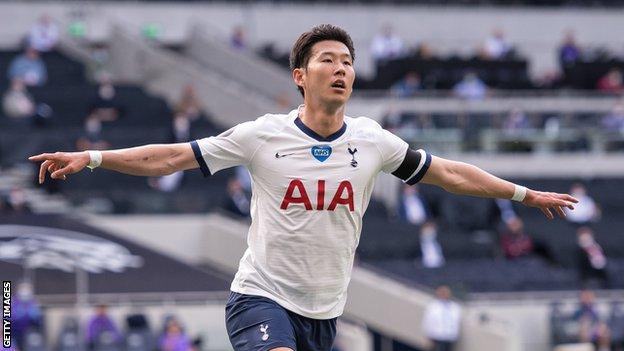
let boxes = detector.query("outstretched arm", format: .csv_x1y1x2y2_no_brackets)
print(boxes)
421,155,578,220
29,143,199,184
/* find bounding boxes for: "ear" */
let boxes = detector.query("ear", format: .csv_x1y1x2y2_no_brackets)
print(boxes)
292,67,305,92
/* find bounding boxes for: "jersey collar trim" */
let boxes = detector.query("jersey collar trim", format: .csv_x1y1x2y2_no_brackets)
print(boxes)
294,116,347,142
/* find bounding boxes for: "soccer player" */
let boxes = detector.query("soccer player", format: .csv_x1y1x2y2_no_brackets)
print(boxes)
30,25,577,351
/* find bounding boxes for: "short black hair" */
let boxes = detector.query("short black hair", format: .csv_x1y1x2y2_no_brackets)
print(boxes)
290,24,355,97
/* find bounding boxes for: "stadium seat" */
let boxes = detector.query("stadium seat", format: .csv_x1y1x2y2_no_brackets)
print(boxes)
56,317,81,351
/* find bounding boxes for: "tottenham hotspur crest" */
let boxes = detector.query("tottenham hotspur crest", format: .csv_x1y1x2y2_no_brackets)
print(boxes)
260,324,269,341
348,143,358,168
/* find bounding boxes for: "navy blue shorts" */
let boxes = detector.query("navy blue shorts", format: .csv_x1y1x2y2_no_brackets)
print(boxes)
225,292,337,351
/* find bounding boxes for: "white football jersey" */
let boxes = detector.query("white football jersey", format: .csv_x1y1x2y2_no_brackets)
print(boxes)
192,107,430,319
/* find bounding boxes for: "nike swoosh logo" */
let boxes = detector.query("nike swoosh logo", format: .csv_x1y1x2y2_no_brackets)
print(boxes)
275,152,295,158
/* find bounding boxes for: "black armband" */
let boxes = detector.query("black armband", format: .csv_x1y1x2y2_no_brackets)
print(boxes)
391,149,431,185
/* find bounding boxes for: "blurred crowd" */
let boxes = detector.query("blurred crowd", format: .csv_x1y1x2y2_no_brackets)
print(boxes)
374,25,624,95
8,281,205,351
381,104,624,153
397,181,610,289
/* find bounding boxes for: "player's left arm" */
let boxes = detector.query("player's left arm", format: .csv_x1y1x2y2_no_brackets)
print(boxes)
420,155,578,220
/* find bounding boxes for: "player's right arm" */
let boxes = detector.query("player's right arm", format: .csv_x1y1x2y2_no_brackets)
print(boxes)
29,116,265,184
29,143,199,184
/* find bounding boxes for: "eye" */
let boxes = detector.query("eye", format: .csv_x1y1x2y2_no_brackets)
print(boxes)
322,59,332,63
343,61,352,66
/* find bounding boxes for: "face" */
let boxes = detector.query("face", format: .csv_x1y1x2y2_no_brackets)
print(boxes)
293,40,355,110
436,286,451,300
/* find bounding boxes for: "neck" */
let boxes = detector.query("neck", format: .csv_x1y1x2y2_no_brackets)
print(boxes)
300,100,345,138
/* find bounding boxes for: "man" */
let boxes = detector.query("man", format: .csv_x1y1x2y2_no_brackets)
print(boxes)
7,46,47,87
86,304,123,350
422,285,461,351
30,24,577,351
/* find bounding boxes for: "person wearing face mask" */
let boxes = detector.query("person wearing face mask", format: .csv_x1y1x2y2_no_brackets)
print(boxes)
11,281,43,350
419,221,445,268
422,285,461,351
88,80,122,123
576,227,608,289
565,183,601,227
76,113,111,152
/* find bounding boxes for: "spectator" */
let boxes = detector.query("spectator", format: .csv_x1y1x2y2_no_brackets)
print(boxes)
2,79,35,120
174,84,202,121
573,290,612,351
453,72,488,100
398,184,429,226
88,45,111,84
499,217,534,260
481,28,512,60
2,187,32,213
230,25,247,51
494,199,517,225
89,79,122,122
596,68,624,94
86,304,122,350
576,227,608,289
370,24,405,62
565,183,600,227
419,221,445,268
601,103,624,132
28,14,59,52
391,71,421,98
503,108,531,133
223,178,250,218
422,285,461,351
11,281,42,349
159,317,192,351
7,46,48,87
381,106,403,132
235,165,252,193
559,30,581,70
76,114,110,151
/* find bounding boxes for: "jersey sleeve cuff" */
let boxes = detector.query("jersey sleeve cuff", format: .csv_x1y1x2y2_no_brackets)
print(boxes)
190,140,211,178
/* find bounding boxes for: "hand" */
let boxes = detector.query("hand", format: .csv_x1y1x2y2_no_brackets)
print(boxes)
522,189,579,220
28,151,90,184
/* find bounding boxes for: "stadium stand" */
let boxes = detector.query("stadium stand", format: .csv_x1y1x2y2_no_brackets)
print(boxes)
2,3,624,351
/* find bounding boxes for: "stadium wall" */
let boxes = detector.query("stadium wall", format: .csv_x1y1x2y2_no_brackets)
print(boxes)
2,2,624,79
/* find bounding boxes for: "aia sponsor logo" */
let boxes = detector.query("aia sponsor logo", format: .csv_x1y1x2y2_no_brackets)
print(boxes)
280,180,354,211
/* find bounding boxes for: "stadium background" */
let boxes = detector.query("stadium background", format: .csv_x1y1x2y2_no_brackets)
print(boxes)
1,1,624,351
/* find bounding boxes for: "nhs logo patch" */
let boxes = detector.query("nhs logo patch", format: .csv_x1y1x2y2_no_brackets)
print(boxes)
311,145,332,162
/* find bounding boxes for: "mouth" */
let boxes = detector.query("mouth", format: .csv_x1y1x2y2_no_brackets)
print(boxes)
330,80,347,92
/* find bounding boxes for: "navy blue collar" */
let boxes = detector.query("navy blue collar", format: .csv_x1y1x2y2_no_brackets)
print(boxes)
294,116,347,142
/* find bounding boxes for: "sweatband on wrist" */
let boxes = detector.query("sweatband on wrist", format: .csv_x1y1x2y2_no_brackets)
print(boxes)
511,185,527,202
87,150,102,170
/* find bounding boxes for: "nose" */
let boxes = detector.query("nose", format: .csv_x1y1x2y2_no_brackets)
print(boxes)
334,64,346,77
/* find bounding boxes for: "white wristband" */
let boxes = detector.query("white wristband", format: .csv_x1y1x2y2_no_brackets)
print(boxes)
87,150,102,170
511,185,527,202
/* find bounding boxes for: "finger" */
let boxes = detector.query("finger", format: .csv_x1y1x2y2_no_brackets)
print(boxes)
563,194,579,203
29,153,57,162
51,165,73,179
541,207,554,220
555,206,566,218
553,199,575,210
47,162,58,173
39,160,52,184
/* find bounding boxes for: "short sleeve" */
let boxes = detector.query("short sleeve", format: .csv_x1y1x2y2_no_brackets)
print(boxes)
190,120,258,177
378,129,410,174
